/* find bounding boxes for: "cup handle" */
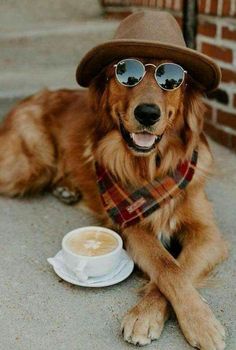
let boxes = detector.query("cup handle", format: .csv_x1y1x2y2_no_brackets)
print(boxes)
74,261,88,282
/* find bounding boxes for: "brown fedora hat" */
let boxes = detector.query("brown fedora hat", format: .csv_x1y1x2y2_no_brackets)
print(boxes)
76,11,221,91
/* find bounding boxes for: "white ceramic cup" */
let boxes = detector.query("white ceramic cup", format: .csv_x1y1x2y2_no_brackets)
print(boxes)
62,226,123,282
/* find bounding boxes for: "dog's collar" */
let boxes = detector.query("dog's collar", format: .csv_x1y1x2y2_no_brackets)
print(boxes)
95,149,198,228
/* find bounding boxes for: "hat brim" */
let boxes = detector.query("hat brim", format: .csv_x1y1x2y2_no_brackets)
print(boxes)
76,39,221,92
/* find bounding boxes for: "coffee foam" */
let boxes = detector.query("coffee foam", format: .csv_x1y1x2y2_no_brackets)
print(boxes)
65,230,118,256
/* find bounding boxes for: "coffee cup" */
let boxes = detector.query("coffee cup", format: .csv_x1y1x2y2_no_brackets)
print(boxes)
61,226,123,281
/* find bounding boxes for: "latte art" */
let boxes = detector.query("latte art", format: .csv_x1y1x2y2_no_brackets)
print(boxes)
66,231,118,256
84,240,102,250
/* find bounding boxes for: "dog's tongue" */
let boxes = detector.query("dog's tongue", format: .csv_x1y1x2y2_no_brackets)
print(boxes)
131,133,156,148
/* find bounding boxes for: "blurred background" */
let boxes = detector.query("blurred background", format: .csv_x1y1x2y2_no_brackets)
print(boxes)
0,0,235,151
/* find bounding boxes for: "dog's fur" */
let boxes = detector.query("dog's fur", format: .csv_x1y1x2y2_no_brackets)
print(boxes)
0,59,228,349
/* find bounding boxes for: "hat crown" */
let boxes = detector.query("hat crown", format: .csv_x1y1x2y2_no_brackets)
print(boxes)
114,11,186,47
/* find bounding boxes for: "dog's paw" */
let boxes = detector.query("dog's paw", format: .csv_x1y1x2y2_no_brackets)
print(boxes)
176,294,226,350
52,187,81,204
121,295,168,346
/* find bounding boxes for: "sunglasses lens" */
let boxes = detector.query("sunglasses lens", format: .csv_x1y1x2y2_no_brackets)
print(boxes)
155,63,184,90
116,59,144,86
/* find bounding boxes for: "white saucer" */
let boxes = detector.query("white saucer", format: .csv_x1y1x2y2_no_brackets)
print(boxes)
48,249,134,288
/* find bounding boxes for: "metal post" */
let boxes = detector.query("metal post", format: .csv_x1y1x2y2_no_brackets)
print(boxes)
182,0,198,49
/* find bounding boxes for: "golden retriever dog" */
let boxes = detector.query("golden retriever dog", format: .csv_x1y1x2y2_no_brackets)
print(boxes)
0,56,228,350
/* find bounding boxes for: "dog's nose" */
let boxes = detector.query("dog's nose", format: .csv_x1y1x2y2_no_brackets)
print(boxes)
134,104,161,126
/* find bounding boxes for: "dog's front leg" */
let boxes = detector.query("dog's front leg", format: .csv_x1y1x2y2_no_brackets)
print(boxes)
121,280,169,346
121,226,225,350
177,223,228,287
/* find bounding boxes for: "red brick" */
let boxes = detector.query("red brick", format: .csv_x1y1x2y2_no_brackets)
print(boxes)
217,110,236,130
232,5,236,17
204,121,231,148
132,0,141,5
222,0,231,16
179,0,183,11
148,0,157,7
173,0,182,11
174,15,183,27
157,0,165,8
198,22,217,37
104,11,132,20
209,0,218,15
198,0,207,14
221,68,236,83
231,135,236,152
164,0,173,9
201,43,233,63
222,26,236,41
204,104,213,121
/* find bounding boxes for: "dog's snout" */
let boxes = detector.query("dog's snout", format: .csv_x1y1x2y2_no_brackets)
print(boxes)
134,104,161,126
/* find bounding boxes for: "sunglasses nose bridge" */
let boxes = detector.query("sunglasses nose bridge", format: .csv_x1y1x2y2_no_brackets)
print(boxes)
144,63,156,69
144,63,157,78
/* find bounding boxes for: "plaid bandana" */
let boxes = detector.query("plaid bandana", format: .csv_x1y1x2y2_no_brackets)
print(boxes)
95,149,198,228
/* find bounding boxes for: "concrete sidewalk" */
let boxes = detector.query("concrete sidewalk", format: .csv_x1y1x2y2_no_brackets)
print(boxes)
0,140,235,350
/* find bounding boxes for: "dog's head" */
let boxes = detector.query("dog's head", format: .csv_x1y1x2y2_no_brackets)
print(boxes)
89,58,205,178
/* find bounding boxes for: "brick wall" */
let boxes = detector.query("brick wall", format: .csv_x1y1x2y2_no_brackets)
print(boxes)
102,0,236,152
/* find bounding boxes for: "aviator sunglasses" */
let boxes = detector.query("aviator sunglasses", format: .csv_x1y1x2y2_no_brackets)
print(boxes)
114,59,187,91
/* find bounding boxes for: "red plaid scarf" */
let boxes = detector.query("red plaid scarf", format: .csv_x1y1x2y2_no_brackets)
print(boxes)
95,149,198,228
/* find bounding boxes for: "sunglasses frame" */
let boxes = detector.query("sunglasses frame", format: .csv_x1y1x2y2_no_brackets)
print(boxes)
114,58,187,91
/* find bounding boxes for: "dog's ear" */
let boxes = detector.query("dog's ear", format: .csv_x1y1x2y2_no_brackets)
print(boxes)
182,77,205,152
88,70,106,112
88,66,112,114
88,65,115,134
